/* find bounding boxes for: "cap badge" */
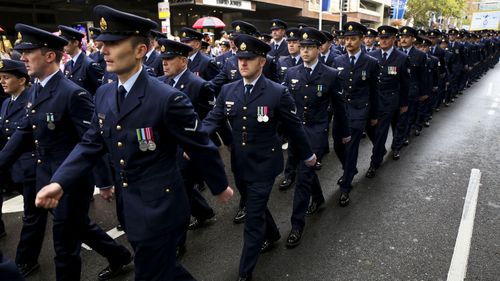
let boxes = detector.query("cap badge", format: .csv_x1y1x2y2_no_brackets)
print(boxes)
348,25,353,31
182,32,186,37
367,31,371,35
302,33,308,39
17,32,22,40
381,30,386,35
273,22,276,27
290,32,294,36
236,25,241,31
160,45,166,52
0,61,3,69
240,42,247,51
100,17,107,31
403,28,408,33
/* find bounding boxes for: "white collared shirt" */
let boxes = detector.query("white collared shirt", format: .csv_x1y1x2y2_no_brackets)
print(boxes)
402,46,413,54
188,51,198,62
145,49,155,62
170,67,188,88
274,38,285,49
381,46,394,58
118,66,143,98
303,59,319,73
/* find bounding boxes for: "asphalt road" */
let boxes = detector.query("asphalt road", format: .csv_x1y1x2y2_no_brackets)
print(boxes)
1,64,499,281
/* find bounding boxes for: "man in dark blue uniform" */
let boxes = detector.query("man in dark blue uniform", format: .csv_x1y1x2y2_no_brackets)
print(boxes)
363,28,378,53
428,30,447,111
277,28,301,83
0,59,42,277
332,22,379,206
59,25,104,95
268,19,289,57
156,38,218,254
319,31,341,66
89,27,107,72
447,28,466,99
35,5,233,281
282,27,349,248
365,26,410,178
202,34,316,281
0,23,132,281
180,27,220,81
143,31,164,77
415,37,439,127
211,20,280,92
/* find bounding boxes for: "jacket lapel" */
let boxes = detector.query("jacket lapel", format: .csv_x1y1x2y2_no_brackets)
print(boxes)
5,90,29,119
32,71,63,108
309,62,324,83
71,53,84,74
352,52,367,71
175,70,190,95
117,69,148,121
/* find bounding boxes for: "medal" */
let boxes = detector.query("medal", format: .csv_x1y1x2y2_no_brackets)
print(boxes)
362,70,367,80
145,127,156,151
46,113,55,130
317,85,323,97
257,115,263,122
263,106,269,122
136,128,148,151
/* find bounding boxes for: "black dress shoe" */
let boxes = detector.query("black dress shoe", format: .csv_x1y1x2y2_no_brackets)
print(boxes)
261,238,279,253
237,274,252,281
414,129,421,136
233,207,247,224
306,199,324,215
279,177,294,191
337,176,344,185
392,150,401,160
424,121,430,127
314,161,322,170
98,254,133,281
195,182,206,192
116,224,123,231
286,229,303,248
17,262,40,277
188,213,215,230
365,166,376,178
339,192,350,207
403,139,409,146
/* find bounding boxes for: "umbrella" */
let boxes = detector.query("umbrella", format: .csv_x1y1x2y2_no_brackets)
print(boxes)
0,27,4,32
192,17,225,29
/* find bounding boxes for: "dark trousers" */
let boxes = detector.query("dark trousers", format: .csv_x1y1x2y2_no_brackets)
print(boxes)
339,128,364,193
332,118,346,169
406,98,419,135
369,110,401,168
414,97,432,131
238,179,280,277
36,165,130,281
130,227,196,281
16,180,48,265
290,125,326,231
0,185,4,235
0,250,25,281
283,149,298,181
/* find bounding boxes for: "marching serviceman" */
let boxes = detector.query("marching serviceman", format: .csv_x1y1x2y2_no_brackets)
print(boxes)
282,27,349,248
0,23,132,281
277,28,301,83
202,34,316,281
180,27,220,81
268,19,289,57
332,22,379,206
59,25,104,94
35,5,233,281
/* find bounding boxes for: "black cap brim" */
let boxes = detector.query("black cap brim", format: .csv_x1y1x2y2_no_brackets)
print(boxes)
95,33,129,42
236,52,260,59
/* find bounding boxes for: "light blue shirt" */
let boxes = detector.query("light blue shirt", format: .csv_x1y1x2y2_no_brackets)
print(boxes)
37,70,60,87
71,50,82,65
303,59,319,73
243,74,261,94
118,66,143,97
347,49,362,64
171,67,188,88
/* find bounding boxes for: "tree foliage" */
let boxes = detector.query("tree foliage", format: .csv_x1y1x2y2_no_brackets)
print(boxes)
405,0,466,27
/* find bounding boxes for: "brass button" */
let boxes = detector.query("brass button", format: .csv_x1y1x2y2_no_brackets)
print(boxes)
302,122,306,125
349,86,352,89
304,96,308,99
116,125,122,131
122,182,128,188
242,142,246,146
117,142,123,148
31,153,35,157
243,116,247,120
349,79,353,82
5,120,9,123
165,188,170,193
304,107,307,110
32,125,36,129
5,128,9,132
7,137,10,140
350,72,353,74
242,126,246,130
34,140,38,144
31,109,36,114
305,85,309,87
119,159,125,166
243,106,247,110
272,148,275,152
37,159,41,164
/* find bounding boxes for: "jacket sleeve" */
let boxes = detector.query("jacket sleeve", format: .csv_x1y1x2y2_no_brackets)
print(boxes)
164,91,228,195
86,61,104,94
201,88,228,135
330,72,349,138
368,61,380,119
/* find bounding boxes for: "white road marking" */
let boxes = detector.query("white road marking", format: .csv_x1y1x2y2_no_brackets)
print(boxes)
446,169,481,281
2,187,100,214
82,227,125,251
